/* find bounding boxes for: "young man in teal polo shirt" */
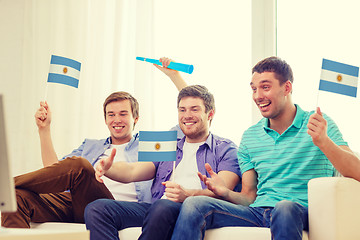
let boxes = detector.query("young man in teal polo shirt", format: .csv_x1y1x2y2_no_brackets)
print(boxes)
170,56,360,240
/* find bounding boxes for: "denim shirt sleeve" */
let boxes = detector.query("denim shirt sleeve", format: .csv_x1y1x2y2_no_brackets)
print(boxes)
199,134,240,174
196,134,241,189
60,140,86,160
59,138,110,166
214,137,241,176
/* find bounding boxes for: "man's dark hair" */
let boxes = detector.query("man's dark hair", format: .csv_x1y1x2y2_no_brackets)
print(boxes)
177,85,215,113
252,56,294,84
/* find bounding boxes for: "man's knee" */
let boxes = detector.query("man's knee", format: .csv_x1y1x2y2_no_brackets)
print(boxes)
1,189,34,228
272,200,307,224
84,199,109,221
61,157,93,175
271,201,308,238
273,200,300,216
180,196,211,216
147,200,181,221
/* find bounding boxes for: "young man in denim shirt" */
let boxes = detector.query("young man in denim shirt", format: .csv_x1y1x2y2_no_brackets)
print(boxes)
1,91,154,228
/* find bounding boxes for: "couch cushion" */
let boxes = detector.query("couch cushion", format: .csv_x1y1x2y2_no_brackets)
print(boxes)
308,177,360,240
31,223,308,240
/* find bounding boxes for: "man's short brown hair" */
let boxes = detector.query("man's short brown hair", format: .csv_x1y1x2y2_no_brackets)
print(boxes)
177,85,215,113
103,92,139,119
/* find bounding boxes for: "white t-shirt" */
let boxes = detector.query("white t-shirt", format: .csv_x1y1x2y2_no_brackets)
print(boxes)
162,140,204,201
97,144,137,201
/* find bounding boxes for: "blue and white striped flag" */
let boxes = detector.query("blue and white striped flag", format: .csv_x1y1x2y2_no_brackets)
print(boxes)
47,55,81,88
319,58,359,97
138,131,177,162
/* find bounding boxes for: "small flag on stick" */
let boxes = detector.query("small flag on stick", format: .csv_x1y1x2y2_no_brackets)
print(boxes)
319,58,359,97
47,55,81,88
138,131,177,162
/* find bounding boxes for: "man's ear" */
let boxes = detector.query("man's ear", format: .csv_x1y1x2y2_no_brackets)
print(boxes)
284,80,293,95
208,109,215,121
133,117,139,129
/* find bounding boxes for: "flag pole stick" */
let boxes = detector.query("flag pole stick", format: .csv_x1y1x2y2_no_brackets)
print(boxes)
172,161,175,181
44,82,49,102
315,89,320,109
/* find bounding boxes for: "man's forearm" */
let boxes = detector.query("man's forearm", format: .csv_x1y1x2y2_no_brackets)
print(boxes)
104,161,155,183
169,72,188,91
320,139,360,181
224,190,256,206
187,188,218,198
39,128,59,167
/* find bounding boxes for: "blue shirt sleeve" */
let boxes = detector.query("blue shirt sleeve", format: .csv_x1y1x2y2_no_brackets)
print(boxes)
60,140,86,160
216,140,241,177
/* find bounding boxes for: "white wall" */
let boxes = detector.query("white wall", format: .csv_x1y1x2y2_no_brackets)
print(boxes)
277,0,360,153
0,0,253,175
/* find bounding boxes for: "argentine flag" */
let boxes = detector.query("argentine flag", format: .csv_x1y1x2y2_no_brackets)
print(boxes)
138,131,177,162
47,55,81,88
319,58,359,97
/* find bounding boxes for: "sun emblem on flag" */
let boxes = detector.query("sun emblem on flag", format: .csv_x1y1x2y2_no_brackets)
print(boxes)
154,143,161,151
336,74,342,82
63,67,68,74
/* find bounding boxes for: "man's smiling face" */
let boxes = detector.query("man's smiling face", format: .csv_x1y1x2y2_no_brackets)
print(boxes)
105,99,138,145
178,96,213,143
251,71,289,120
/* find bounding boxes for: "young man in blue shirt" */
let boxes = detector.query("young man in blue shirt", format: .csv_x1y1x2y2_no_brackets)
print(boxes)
170,56,360,240
1,91,154,228
84,68,242,240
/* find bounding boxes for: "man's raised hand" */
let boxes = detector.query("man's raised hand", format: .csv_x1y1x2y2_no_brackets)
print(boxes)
197,163,230,199
35,101,51,129
95,148,116,183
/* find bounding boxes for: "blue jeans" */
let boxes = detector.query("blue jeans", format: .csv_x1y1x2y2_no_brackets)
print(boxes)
84,199,151,240
139,199,182,240
171,196,308,240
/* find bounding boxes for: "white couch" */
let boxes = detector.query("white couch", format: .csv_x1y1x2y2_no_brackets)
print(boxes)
31,177,360,240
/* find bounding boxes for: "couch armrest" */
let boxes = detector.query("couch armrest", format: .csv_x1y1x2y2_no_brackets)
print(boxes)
308,177,360,240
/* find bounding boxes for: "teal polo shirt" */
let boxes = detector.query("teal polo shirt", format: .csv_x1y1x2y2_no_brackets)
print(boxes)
238,105,347,207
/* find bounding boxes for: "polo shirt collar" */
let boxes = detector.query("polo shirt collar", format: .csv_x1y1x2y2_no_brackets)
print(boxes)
292,104,305,129
263,104,305,130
